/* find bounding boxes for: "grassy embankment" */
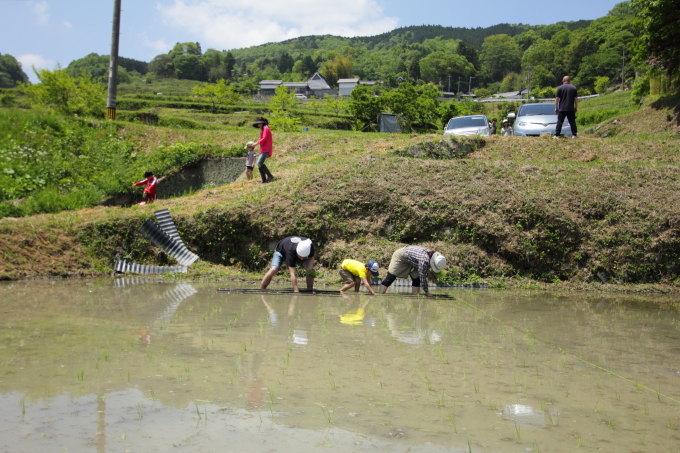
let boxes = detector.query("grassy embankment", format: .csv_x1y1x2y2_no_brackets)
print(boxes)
1,89,680,291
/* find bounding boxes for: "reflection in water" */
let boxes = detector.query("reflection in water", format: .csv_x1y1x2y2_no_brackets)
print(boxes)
1,281,679,453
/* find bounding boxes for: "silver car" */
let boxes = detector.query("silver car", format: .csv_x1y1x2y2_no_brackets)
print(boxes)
443,115,491,137
509,103,573,137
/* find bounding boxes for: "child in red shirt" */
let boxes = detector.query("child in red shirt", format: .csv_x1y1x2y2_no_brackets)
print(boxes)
133,171,157,205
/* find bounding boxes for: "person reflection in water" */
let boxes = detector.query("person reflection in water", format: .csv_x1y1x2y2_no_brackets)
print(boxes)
339,292,371,326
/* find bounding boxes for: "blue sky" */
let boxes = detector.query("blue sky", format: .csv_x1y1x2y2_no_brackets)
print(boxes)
1,0,623,82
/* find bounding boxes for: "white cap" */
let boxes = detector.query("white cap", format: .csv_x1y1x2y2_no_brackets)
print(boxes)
244,141,256,149
430,252,447,273
296,239,312,257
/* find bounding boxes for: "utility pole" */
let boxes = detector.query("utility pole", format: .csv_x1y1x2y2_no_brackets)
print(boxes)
106,0,122,120
448,74,452,92
525,66,533,100
458,76,461,94
469,76,475,94
621,45,626,89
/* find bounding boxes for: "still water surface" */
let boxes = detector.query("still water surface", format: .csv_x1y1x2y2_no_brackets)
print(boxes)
1,279,679,452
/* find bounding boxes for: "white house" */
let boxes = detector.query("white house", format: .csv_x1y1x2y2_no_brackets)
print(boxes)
338,78,360,96
259,80,282,95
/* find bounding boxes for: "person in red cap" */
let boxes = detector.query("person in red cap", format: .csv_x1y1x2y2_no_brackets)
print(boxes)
133,171,157,205
253,117,274,183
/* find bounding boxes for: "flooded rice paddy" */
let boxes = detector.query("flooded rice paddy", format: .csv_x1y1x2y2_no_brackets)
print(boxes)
1,279,679,452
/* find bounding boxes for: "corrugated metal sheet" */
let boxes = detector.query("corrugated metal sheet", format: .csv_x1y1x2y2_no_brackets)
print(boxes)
138,219,199,266
154,209,185,247
114,258,187,275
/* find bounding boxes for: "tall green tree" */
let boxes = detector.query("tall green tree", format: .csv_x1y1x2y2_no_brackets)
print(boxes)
419,52,474,84
480,34,521,81
192,79,240,113
148,54,175,78
21,68,105,116
631,0,680,76
278,52,295,73
456,41,479,69
0,53,29,88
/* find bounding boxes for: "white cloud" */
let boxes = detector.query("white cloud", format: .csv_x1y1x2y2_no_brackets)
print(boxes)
141,32,172,53
156,0,399,50
63,21,73,29
17,54,56,82
32,1,50,26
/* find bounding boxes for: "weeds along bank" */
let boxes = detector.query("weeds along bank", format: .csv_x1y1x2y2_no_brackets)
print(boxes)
2,130,680,284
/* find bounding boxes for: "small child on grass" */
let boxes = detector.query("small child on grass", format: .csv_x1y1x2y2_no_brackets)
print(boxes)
245,141,256,181
339,259,380,295
133,170,157,205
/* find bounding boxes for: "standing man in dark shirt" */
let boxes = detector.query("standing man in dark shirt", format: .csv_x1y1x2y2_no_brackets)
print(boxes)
489,118,498,135
554,75,579,139
260,236,316,292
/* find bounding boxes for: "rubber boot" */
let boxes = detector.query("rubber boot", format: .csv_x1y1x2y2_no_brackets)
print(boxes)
261,164,274,182
258,166,267,183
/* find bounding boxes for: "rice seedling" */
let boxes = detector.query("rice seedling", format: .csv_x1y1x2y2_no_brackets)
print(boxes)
195,402,202,419
667,419,675,430
77,370,84,380
448,412,458,434
103,350,109,361
265,388,275,404
146,351,153,361
468,438,472,452
594,401,602,413
596,377,601,388
635,380,643,391
607,419,615,429
656,385,662,402
473,380,479,394
330,379,337,390
95,359,99,369
120,427,126,440
19,397,25,415
514,422,521,440
184,365,190,373
136,401,144,420
615,391,621,401
319,404,334,424
576,436,583,448
546,410,556,427
127,369,131,382
533,441,541,453
640,434,646,445
644,400,649,415
437,390,446,406
148,389,157,401
159,320,163,331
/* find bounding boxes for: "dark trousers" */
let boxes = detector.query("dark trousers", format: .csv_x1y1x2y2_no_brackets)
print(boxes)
556,111,577,136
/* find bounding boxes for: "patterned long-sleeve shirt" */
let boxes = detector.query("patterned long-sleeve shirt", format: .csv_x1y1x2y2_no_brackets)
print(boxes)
403,246,433,294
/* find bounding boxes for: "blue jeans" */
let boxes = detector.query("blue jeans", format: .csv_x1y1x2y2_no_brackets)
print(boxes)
271,251,307,270
256,153,268,168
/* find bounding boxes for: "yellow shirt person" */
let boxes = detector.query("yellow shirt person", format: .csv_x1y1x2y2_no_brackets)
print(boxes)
339,259,380,295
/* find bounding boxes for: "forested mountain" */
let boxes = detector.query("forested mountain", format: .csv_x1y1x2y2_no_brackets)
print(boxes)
67,2,639,93
0,53,29,88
